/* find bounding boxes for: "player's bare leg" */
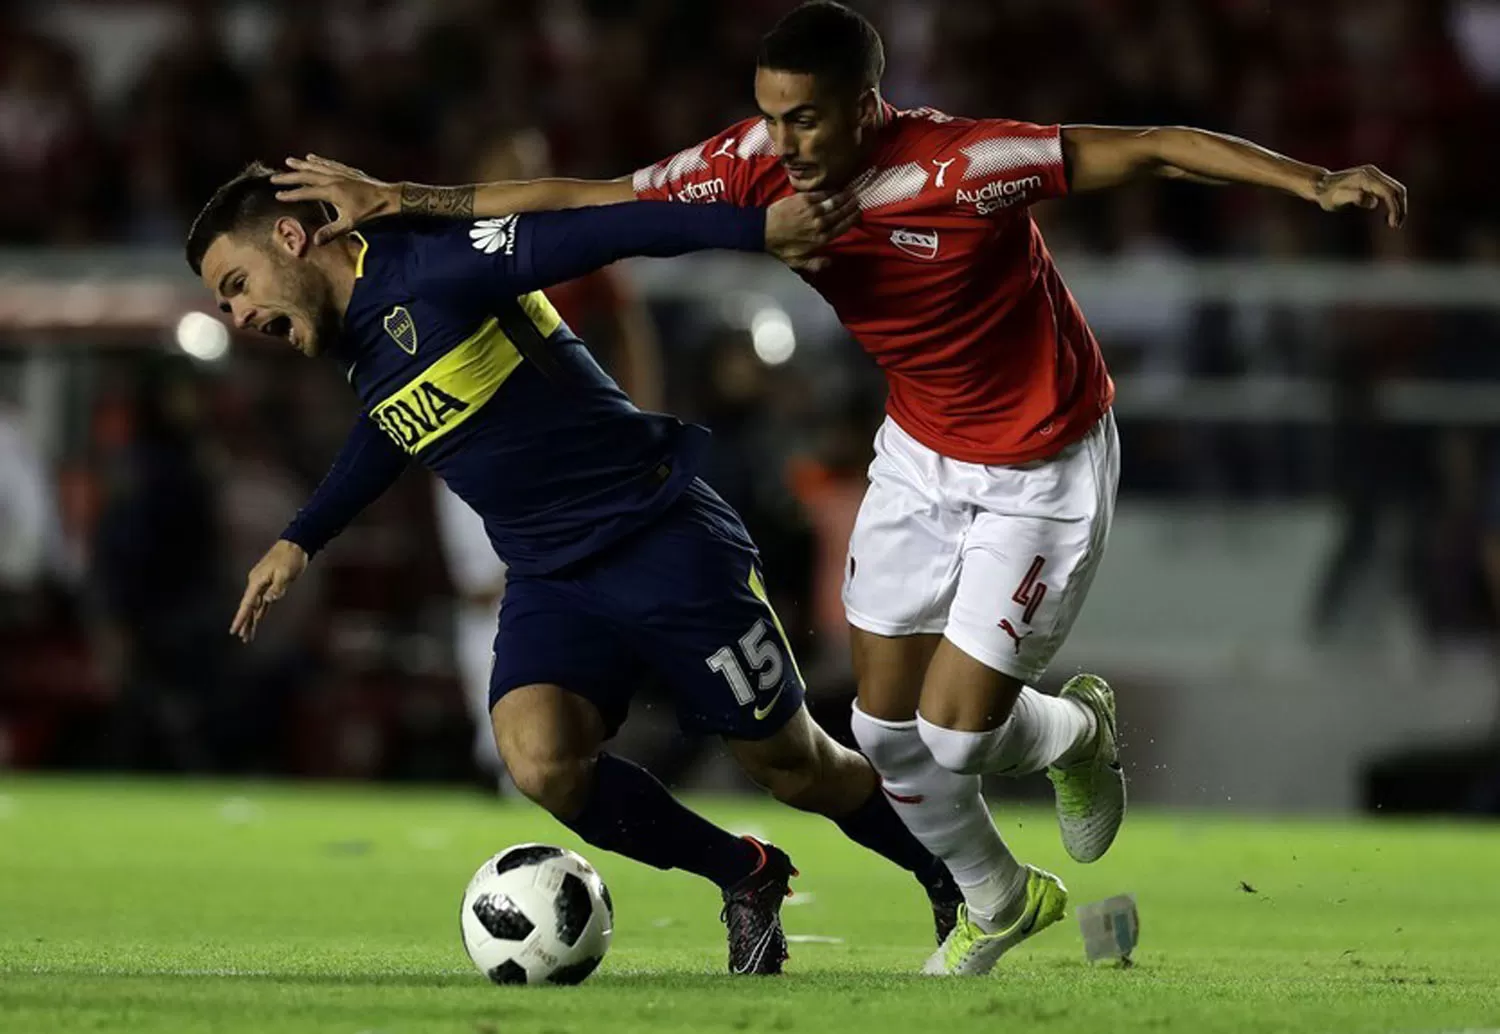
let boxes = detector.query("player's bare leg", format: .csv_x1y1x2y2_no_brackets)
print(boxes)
727,704,963,941
845,628,1032,942
728,703,877,814
918,640,1093,768
491,684,607,816
491,684,794,975
918,640,1123,864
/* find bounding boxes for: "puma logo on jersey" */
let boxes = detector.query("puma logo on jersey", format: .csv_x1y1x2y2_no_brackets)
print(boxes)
711,139,737,159
890,227,940,260
956,175,1043,214
672,177,726,202
931,157,957,188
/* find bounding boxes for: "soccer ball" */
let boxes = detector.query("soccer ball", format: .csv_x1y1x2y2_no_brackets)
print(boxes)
459,844,614,985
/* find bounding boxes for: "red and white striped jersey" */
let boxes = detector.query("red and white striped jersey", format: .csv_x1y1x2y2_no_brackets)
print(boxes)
633,105,1113,465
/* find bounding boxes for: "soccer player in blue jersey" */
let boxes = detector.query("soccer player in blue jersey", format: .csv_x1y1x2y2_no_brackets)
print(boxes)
186,162,962,975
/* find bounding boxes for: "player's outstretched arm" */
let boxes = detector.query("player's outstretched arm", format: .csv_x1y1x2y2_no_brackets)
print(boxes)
427,193,859,301
271,155,634,245
231,419,408,642
1061,126,1407,228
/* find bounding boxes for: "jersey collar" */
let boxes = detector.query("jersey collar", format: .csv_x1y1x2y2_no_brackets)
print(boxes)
843,100,902,188
352,232,370,279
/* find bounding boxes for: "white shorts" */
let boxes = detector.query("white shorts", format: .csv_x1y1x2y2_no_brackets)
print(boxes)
843,412,1119,682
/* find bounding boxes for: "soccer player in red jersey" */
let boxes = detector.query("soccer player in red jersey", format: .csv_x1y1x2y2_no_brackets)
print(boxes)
273,1,1406,976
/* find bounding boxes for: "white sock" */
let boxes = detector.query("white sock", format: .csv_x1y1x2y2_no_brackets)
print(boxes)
850,705,1027,929
918,687,1096,778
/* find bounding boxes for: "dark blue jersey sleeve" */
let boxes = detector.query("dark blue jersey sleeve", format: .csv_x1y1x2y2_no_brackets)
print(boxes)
413,202,766,306
281,417,408,556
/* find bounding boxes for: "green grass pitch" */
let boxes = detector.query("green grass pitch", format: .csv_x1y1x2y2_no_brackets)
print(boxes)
2,777,1498,1033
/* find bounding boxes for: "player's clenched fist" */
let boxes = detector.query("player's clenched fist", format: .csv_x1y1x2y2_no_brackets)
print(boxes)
764,190,860,271
230,539,309,643
1313,165,1408,229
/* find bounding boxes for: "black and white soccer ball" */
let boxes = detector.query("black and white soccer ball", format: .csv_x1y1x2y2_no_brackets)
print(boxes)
460,844,613,985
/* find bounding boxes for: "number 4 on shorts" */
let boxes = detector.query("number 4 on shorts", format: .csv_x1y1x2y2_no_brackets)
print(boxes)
1012,555,1048,625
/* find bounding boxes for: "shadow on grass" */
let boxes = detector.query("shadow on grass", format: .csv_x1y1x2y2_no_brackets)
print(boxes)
7,968,953,992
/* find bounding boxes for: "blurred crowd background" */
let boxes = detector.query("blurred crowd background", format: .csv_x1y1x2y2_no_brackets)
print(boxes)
5,0,1499,254
2,0,1499,811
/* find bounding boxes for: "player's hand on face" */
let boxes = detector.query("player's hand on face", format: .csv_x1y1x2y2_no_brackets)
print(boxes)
230,539,309,643
271,155,400,245
1314,165,1408,229
764,189,860,272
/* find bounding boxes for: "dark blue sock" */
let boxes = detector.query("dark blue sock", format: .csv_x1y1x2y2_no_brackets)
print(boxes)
562,753,761,889
835,785,952,893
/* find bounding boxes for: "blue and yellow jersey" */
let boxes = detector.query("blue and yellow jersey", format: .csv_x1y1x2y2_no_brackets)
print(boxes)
280,202,766,576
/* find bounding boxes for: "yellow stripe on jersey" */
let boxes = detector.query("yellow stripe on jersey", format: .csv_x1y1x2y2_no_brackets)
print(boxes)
748,566,805,686
369,316,522,455
352,233,370,279
520,290,563,337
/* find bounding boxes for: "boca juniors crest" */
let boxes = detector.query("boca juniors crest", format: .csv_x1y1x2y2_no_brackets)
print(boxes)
383,305,418,355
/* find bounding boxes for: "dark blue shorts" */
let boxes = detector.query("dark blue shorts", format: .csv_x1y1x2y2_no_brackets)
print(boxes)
487,479,805,741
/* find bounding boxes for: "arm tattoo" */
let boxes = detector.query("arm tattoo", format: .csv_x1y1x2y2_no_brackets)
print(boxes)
399,183,475,218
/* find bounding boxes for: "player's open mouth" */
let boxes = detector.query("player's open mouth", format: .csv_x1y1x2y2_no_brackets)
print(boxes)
262,315,294,342
783,162,817,179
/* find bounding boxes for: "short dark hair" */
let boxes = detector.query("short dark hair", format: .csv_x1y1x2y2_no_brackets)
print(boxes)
757,1,885,95
185,161,328,275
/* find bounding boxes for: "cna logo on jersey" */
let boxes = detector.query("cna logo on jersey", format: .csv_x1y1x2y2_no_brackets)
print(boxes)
671,177,726,203
956,174,1043,214
889,227,940,260
469,216,518,255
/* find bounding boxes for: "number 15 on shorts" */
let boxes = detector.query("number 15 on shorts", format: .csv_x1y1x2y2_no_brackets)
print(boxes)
706,618,785,707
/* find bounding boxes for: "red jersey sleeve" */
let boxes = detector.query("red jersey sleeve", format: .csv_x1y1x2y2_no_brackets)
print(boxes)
941,117,1069,215
631,118,783,207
